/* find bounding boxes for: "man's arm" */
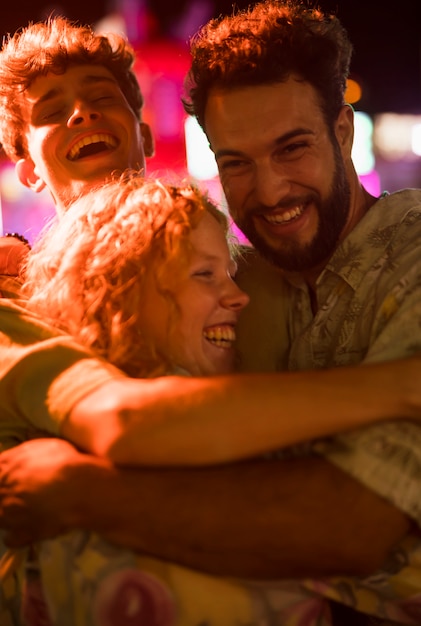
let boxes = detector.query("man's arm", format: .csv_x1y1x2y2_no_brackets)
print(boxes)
0,437,410,579
92,456,411,580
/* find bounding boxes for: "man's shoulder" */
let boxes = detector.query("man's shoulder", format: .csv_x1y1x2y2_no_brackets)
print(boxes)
235,247,291,372
379,189,421,247
363,189,421,248
236,246,287,292
380,188,421,216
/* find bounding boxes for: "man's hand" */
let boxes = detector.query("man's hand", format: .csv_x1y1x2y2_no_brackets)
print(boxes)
0,236,29,276
0,438,104,547
0,438,412,579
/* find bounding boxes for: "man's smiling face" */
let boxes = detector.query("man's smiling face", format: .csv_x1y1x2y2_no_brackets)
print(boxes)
205,78,354,277
16,64,153,212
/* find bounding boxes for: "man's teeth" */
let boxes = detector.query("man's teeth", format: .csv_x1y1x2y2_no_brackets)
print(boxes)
68,133,117,160
203,325,236,348
264,205,304,224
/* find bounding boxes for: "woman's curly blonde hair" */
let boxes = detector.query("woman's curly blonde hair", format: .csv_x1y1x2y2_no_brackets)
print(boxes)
22,174,229,378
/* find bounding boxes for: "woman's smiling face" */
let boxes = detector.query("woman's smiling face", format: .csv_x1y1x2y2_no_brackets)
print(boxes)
141,211,249,376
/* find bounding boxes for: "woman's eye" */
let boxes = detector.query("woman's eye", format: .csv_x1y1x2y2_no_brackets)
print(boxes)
193,270,213,278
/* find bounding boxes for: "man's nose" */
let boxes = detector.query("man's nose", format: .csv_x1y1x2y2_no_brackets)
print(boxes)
67,102,101,127
253,164,291,208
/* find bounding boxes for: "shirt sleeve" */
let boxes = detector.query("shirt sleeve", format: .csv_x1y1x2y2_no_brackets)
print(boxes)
0,300,126,447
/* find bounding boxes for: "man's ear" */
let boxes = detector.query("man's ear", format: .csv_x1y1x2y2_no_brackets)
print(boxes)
15,158,47,193
335,104,354,157
140,122,155,158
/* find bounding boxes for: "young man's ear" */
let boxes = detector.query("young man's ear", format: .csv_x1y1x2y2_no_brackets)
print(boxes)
15,158,47,193
140,122,155,158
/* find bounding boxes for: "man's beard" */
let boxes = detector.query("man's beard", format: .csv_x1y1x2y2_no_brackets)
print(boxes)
232,146,351,273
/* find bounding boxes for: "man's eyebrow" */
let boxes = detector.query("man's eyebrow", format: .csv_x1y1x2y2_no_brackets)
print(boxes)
35,74,117,105
82,74,118,88
214,127,315,159
275,127,314,144
35,87,61,105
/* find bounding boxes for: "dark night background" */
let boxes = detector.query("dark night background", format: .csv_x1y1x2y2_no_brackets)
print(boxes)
1,0,420,116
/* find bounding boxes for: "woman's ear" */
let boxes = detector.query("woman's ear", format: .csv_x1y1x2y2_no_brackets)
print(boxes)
15,158,47,193
140,122,155,158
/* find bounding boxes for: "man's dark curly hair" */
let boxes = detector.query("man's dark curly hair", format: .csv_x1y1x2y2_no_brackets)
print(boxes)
183,0,353,132
0,17,144,161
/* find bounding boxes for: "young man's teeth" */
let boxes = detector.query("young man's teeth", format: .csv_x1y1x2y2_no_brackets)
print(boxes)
68,134,117,160
265,205,303,224
204,326,236,347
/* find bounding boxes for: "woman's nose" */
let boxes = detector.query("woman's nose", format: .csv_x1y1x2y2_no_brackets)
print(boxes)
222,280,250,311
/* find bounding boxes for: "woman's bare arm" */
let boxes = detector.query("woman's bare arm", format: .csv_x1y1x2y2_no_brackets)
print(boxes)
64,357,420,466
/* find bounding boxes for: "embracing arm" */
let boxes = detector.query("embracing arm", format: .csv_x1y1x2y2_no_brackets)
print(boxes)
72,454,412,579
63,356,421,466
1,350,419,578
0,438,410,579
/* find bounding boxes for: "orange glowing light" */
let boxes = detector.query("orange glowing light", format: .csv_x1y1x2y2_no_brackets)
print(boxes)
345,78,362,105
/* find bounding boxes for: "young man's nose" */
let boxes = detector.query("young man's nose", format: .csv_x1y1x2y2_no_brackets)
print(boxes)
68,102,101,127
